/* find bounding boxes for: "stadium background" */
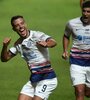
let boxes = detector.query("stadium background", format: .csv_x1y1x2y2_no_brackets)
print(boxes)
0,0,87,100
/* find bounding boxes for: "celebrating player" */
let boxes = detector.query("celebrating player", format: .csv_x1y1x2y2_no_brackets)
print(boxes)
1,15,58,100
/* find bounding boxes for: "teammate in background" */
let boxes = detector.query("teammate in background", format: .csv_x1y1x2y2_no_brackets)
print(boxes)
1,15,58,100
62,1,90,100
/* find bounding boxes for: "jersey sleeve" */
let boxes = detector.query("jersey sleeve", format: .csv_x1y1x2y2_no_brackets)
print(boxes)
9,47,17,55
64,22,72,38
36,31,51,41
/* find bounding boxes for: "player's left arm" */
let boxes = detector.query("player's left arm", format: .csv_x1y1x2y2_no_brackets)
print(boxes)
37,38,57,48
46,38,57,48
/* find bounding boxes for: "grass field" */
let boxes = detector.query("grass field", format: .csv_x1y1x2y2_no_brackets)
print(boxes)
0,0,88,100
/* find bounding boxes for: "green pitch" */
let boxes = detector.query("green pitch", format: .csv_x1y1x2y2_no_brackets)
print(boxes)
0,0,88,100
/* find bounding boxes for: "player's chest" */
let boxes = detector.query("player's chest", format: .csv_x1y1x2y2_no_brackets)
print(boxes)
72,25,90,37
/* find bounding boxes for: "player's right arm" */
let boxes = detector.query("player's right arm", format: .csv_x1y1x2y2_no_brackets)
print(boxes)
62,35,69,60
62,21,71,60
1,38,15,62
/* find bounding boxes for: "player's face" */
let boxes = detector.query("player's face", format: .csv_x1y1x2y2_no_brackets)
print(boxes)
12,18,29,38
82,7,90,25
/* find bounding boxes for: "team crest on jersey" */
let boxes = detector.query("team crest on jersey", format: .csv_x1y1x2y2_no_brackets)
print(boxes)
77,35,82,40
27,40,32,47
22,39,36,49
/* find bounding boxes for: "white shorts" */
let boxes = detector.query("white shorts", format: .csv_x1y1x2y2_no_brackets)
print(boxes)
70,64,90,87
20,78,57,100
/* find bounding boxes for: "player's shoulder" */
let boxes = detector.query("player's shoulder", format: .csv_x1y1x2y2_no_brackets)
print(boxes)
69,17,81,24
30,30,45,37
31,30,45,34
67,17,82,27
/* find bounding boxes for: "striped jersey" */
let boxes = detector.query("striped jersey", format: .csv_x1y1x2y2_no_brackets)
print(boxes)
9,30,56,82
64,17,90,66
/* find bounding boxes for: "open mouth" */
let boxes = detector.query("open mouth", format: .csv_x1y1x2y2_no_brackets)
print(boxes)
83,16,88,19
20,28,26,34
19,29,26,36
20,28,25,32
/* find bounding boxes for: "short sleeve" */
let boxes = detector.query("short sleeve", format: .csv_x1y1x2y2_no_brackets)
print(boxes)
64,22,72,38
36,31,51,41
9,47,17,55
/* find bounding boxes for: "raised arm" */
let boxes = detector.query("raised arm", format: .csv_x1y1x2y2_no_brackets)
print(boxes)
1,38,14,62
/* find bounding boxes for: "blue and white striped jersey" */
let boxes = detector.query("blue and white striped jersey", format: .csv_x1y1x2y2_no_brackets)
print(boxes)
9,30,56,82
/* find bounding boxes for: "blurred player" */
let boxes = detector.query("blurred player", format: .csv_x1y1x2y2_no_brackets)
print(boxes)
62,1,90,100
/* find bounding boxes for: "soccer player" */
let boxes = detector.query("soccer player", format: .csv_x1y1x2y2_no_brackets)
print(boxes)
1,15,58,100
62,1,90,100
